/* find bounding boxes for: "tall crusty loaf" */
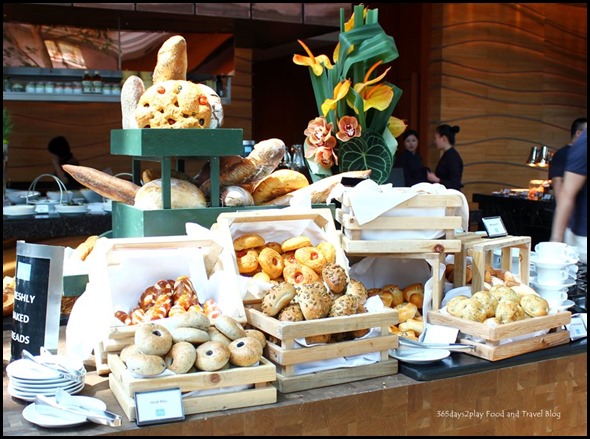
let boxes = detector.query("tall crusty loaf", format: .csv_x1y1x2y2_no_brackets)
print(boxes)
152,35,188,84
120,75,145,129
63,164,139,205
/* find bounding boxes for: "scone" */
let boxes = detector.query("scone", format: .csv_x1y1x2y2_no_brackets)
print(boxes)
459,298,487,323
488,285,521,304
495,301,526,324
471,290,498,318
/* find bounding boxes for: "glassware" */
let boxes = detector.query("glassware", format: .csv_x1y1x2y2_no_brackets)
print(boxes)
290,144,311,182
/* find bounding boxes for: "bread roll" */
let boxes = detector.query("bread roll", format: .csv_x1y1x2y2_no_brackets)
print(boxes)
134,178,207,210
141,168,192,184
220,185,255,207
252,169,309,205
120,75,145,129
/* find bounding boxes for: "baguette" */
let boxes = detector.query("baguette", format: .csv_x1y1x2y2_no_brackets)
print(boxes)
62,164,139,205
261,170,372,206
120,75,145,129
152,35,188,84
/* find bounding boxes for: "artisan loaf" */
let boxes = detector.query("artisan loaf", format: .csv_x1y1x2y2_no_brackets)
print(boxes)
134,178,207,210
252,169,309,205
152,35,188,84
62,164,139,205
120,75,145,129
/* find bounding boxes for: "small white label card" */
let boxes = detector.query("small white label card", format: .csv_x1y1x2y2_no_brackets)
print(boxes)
482,216,508,238
135,388,185,426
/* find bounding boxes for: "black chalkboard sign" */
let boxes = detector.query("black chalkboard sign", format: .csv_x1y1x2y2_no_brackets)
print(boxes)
11,241,64,362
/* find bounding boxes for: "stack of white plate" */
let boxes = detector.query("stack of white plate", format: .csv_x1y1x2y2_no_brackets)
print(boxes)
6,355,86,402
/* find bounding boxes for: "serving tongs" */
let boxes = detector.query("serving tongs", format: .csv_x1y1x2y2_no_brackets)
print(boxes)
35,391,122,427
21,349,85,383
399,337,475,352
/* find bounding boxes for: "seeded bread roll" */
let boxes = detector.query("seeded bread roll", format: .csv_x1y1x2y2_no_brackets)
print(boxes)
261,282,297,317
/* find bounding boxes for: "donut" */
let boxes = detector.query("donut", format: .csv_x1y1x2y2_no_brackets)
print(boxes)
520,294,549,317
208,327,232,346
294,246,327,274
322,262,348,294
257,247,285,279
245,328,267,349
316,241,337,264
261,282,297,317
215,315,246,340
380,284,404,308
236,249,260,274
228,337,263,367
233,233,266,251
195,341,231,371
125,353,167,377
283,263,320,285
164,341,197,374
281,236,312,252
135,323,174,356
170,327,210,344
471,290,498,318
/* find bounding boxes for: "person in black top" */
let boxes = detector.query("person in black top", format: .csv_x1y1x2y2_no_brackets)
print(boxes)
394,129,428,187
426,124,463,191
47,136,82,189
548,117,587,201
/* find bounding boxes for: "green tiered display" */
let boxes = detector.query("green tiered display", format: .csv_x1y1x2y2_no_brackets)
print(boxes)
109,128,283,237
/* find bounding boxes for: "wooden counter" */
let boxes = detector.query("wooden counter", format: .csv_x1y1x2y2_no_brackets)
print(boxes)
3,327,587,436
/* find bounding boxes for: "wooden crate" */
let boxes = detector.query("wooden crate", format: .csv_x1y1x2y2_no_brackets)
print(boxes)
214,207,343,304
245,307,399,393
453,233,531,291
108,353,277,421
89,235,246,374
336,192,464,254
428,310,571,361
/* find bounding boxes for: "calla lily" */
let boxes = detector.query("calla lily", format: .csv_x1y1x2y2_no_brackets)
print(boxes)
321,79,351,117
353,62,394,112
293,39,333,77
387,116,408,138
333,7,366,63
336,116,362,142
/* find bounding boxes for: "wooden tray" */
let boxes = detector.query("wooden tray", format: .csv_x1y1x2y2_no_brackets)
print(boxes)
453,233,531,291
428,310,571,361
245,307,399,393
108,353,277,421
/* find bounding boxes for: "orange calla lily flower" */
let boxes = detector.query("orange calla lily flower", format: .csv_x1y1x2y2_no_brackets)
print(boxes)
321,79,351,117
387,117,408,138
293,39,333,77
353,61,394,112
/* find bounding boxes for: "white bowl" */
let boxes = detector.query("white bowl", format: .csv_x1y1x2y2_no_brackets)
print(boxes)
55,204,89,215
5,190,40,205
3,205,37,216
46,190,74,203
80,189,103,203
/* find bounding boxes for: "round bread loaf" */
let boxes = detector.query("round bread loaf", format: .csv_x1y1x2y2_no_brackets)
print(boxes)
295,282,330,320
135,323,173,356
196,341,231,371
471,290,498,318
459,298,487,323
520,294,549,317
229,337,263,367
126,353,167,377
495,301,526,324
165,341,197,374
134,178,207,210
215,315,246,340
135,80,212,129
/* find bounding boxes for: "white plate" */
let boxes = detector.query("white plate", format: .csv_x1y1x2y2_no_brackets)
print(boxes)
9,379,83,395
530,276,576,289
55,204,89,215
3,205,37,216
7,356,85,380
389,347,451,364
22,395,106,428
530,254,579,269
9,381,84,402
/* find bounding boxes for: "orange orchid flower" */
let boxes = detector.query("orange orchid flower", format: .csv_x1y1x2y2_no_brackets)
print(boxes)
336,116,362,142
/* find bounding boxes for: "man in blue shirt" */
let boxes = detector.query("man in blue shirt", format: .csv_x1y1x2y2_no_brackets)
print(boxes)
550,128,587,264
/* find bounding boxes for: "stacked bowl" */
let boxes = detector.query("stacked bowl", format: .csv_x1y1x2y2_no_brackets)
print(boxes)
530,242,578,312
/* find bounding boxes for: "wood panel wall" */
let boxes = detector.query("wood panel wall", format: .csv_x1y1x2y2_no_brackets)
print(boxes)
427,3,587,209
4,48,253,185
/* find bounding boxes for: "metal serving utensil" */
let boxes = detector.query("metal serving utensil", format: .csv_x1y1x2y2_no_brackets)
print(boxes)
35,391,122,427
399,337,475,352
21,349,85,383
